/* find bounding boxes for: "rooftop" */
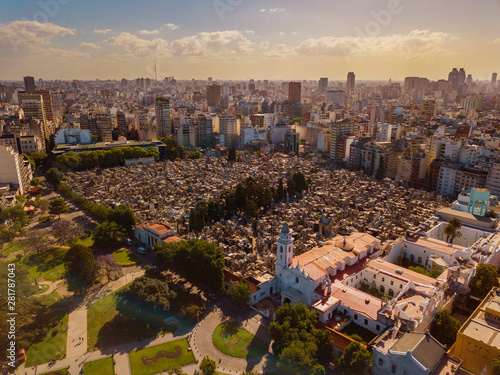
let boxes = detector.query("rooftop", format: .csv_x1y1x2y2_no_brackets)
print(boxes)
390,332,446,372
364,259,437,288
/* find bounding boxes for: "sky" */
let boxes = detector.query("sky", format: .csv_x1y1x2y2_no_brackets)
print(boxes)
0,0,499,81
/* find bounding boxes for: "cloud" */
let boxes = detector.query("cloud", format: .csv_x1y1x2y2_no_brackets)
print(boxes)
0,21,74,50
104,32,169,57
94,28,113,34
294,30,451,59
279,32,285,37
493,38,500,44
80,42,101,49
31,45,90,59
138,29,160,35
260,41,270,49
170,30,254,56
164,23,179,30
263,44,295,58
245,30,254,35
260,8,285,13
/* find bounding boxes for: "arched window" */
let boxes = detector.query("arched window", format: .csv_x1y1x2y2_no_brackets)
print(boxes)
418,257,422,264
296,277,299,284
388,289,394,297
380,285,385,293
410,254,415,262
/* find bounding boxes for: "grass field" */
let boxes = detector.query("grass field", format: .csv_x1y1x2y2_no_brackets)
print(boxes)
129,339,195,375
20,247,68,283
37,290,62,308
0,241,24,256
39,367,69,375
25,314,69,367
87,288,174,350
83,356,115,375
212,322,269,359
35,283,50,295
112,249,141,266
76,237,94,248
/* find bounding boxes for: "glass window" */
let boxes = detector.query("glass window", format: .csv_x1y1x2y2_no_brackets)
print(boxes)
364,319,368,325
392,364,397,373
378,358,384,366
354,314,358,320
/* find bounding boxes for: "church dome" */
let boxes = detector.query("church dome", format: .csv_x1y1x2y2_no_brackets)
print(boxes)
335,238,355,252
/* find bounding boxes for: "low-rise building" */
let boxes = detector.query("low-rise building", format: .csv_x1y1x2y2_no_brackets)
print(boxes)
134,221,179,249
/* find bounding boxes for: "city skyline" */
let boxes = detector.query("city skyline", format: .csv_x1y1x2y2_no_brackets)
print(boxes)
1,0,500,81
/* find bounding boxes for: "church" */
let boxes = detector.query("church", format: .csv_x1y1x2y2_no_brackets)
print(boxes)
251,223,386,333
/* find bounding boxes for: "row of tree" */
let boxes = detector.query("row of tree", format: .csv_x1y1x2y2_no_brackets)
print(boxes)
55,146,160,171
154,239,225,291
189,173,309,231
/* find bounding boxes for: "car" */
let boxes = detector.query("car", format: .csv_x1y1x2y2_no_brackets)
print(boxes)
125,238,133,245
137,247,146,254
150,265,157,271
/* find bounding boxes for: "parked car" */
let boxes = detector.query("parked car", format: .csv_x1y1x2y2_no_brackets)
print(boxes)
125,238,133,245
138,247,146,254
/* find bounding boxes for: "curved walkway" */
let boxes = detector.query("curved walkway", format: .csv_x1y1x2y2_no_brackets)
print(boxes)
189,305,270,375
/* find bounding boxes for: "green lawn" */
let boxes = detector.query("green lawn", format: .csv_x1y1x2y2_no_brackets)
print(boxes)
112,249,141,266
76,237,94,248
84,356,115,375
129,339,195,375
35,283,50,295
37,290,62,308
0,241,24,256
340,322,377,344
212,322,269,359
39,367,69,375
19,247,68,283
87,288,174,350
25,314,69,366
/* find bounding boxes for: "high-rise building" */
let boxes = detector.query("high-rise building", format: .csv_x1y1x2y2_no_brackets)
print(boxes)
288,82,301,102
34,89,55,123
197,114,214,148
492,73,498,86
284,129,300,154
330,122,360,164
116,111,128,134
0,146,32,194
96,114,112,142
219,114,238,148
155,97,172,138
465,74,473,86
23,76,35,94
318,78,328,95
448,68,465,90
346,72,355,91
403,77,429,93
207,85,221,106
420,99,436,117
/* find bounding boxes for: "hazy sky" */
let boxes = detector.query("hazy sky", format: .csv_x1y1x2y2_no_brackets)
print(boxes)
1,0,499,81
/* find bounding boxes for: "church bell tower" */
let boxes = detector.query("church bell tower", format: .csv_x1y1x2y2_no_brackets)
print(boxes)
276,222,294,276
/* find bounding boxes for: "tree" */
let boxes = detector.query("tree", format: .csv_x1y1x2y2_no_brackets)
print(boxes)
276,178,285,201
289,117,304,125
49,197,69,219
37,198,50,213
15,195,26,204
269,303,330,374
45,167,64,186
96,254,123,282
444,217,462,243
375,156,386,180
409,266,430,276
108,205,137,233
227,281,251,307
30,178,41,187
20,229,53,255
336,341,372,375
228,146,237,162
430,310,461,347
65,244,97,286
119,276,176,311
486,210,498,219
167,367,187,375
493,357,500,375
93,221,127,248
29,151,48,169
188,151,202,159
52,219,83,246
199,356,217,375
155,239,225,291
470,264,500,299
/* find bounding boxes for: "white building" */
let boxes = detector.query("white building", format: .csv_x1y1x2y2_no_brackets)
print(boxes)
55,128,91,145
134,222,179,249
375,123,393,143
486,163,500,197
436,165,458,196
0,146,32,194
